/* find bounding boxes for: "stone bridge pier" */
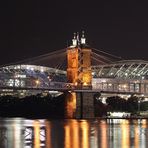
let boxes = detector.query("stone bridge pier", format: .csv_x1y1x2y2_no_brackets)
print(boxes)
75,91,100,119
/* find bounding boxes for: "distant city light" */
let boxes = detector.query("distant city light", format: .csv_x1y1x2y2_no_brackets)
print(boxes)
31,67,34,71
91,72,95,75
41,69,44,72
35,80,40,85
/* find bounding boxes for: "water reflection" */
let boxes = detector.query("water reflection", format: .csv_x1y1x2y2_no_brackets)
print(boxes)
0,118,148,147
100,121,107,148
80,121,89,148
121,120,130,148
45,121,51,148
0,118,24,148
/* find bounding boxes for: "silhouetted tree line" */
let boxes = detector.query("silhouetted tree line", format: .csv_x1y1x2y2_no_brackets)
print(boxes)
94,94,148,117
94,93,108,117
0,93,66,118
1,93,148,118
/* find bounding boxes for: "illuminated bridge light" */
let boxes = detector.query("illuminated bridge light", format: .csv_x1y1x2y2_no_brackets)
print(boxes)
83,82,87,86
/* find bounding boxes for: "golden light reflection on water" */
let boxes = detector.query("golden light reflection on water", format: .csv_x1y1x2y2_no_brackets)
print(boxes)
33,120,40,148
121,120,130,148
64,120,80,148
100,121,107,148
1,118,148,148
71,120,79,148
63,119,148,148
64,120,89,148
141,119,147,128
80,121,89,148
45,121,51,148
64,124,71,148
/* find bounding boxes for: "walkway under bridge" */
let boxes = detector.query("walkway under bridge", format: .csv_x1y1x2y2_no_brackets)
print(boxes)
0,80,147,96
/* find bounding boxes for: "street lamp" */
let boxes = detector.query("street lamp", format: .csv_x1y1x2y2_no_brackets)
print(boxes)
138,100,140,114
35,79,40,87
138,95,144,115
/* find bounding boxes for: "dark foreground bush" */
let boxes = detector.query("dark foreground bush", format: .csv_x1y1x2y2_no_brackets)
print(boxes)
0,94,66,118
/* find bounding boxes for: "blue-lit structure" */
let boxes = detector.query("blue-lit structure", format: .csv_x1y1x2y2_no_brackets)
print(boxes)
0,64,67,96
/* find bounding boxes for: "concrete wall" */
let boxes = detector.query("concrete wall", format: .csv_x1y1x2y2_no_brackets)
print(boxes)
75,92,95,119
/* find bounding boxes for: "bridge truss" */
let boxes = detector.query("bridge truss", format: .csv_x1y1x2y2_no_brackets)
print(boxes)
92,60,148,96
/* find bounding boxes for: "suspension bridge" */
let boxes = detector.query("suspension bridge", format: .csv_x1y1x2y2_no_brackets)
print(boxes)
1,32,148,118
0,34,148,96
0,33,123,93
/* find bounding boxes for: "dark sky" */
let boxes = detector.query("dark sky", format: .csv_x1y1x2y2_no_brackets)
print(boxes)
0,1,148,65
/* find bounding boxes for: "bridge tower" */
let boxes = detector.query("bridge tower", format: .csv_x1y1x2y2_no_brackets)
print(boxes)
67,31,92,88
67,32,95,119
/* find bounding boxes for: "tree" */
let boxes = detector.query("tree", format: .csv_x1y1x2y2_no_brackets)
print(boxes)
106,96,127,111
127,95,139,112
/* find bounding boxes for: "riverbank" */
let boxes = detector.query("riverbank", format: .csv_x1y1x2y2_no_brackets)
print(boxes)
96,116,148,119
0,94,66,118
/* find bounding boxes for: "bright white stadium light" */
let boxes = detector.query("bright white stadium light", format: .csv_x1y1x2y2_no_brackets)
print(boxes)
31,67,34,71
41,69,44,72
17,65,21,69
26,66,30,70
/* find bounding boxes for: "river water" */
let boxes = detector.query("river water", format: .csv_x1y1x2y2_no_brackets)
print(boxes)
0,118,148,148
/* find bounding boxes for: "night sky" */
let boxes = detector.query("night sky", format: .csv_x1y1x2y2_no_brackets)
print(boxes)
0,1,148,65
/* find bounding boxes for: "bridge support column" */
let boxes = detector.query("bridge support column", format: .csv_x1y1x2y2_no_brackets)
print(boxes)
75,92,95,119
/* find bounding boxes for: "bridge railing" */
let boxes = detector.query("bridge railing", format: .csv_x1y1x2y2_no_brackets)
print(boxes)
1,80,148,95
92,82,148,94
0,81,74,91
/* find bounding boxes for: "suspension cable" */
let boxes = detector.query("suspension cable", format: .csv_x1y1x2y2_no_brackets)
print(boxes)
92,48,123,60
92,52,113,63
0,48,67,68
91,57,107,64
